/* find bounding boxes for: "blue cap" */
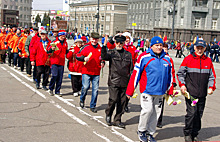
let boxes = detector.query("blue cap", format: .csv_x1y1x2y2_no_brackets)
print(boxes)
195,40,206,48
150,36,163,47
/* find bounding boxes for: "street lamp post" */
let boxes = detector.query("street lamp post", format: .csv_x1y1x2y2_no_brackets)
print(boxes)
171,0,176,40
96,0,100,33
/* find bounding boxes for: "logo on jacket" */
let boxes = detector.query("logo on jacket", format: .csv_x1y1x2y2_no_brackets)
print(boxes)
163,64,169,67
98,49,101,52
142,95,148,102
205,66,208,68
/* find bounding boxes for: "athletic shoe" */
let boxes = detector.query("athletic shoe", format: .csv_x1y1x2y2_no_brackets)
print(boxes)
49,90,54,96
148,134,157,142
73,92,78,97
137,131,148,142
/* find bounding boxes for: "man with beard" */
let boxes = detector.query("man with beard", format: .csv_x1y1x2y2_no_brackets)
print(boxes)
101,34,133,128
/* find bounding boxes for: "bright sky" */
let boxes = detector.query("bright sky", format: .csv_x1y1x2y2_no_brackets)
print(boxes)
33,0,63,10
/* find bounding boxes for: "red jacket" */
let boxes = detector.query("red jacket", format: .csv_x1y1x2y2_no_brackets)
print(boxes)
48,38,68,66
30,38,51,66
5,31,15,48
0,31,7,50
29,33,40,54
18,35,28,58
76,42,102,75
176,43,181,50
66,45,83,73
177,53,216,97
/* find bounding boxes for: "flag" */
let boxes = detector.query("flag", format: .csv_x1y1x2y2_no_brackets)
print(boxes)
193,36,197,44
163,35,167,42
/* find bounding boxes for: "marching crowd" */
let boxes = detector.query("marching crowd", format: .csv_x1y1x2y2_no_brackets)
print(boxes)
0,25,217,142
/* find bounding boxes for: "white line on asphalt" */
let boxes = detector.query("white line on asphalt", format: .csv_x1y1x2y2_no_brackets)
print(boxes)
64,99,74,102
93,131,112,142
7,69,88,126
4,65,134,142
1,67,6,70
10,66,33,82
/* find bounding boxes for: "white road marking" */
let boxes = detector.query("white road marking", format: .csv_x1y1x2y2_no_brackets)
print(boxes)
1,67,6,70
4,65,134,142
93,131,112,142
64,99,74,102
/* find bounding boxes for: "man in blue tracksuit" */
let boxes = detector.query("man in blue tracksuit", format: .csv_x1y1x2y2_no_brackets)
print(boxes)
126,36,174,142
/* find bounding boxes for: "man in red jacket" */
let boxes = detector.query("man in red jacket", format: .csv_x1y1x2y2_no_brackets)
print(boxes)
30,30,51,90
48,30,68,97
177,40,216,142
76,32,104,113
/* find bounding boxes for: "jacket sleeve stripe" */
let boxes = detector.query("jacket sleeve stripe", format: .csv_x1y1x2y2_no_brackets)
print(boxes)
208,66,216,90
177,66,187,86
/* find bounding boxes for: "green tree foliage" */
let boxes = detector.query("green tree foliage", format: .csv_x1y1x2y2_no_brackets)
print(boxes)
41,12,50,26
35,14,41,27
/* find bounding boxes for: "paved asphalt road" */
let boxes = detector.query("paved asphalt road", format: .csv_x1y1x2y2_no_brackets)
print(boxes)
0,40,220,142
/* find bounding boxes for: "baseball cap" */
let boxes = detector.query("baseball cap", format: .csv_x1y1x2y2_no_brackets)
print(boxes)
195,40,206,48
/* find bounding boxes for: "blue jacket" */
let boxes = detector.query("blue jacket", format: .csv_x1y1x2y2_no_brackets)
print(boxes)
126,49,173,96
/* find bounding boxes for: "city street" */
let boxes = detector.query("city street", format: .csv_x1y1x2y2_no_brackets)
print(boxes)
0,40,220,142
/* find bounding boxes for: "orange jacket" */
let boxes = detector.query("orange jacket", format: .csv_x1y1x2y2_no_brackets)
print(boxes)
5,31,16,48
18,35,28,58
9,34,23,53
0,31,7,50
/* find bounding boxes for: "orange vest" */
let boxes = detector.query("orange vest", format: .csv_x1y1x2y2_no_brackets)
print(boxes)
0,32,7,50
18,35,28,58
9,34,23,53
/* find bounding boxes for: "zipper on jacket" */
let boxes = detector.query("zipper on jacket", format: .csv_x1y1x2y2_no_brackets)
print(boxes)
199,56,202,96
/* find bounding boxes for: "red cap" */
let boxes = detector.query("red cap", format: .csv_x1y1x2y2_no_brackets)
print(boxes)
81,36,87,42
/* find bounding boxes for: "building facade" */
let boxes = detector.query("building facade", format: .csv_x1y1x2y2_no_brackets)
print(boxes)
127,0,220,42
69,0,128,36
0,0,32,27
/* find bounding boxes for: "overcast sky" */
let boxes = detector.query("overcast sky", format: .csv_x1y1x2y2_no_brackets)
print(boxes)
33,0,63,10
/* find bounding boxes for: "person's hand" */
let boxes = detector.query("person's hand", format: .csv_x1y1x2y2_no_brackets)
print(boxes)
27,53,29,56
84,56,90,62
208,88,213,95
31,61,35,66
180,85,187,94
127,95,130,99
173,87,176,90
51,46,56,50
101,62,105,68
103,35,108,46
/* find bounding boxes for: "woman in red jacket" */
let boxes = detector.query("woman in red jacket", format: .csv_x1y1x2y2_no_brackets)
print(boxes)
66,39,84,97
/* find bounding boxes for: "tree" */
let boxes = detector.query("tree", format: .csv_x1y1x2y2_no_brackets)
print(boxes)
55,16,62,20
35,14,41,27
41,12,50,26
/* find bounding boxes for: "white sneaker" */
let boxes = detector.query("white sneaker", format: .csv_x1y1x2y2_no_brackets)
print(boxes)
73,92,78,97
78,91,81,95
14,66,17,69
17,67,20,70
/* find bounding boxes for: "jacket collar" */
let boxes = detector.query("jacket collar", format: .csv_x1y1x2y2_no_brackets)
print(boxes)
192,52,207,59
147,48,166,59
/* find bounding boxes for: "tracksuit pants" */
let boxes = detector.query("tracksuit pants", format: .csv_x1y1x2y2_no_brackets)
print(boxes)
138,93,163,135
49,64,64,94
105,86,127,124
184,97,206,137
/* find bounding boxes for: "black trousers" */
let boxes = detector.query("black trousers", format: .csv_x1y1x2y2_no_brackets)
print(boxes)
175,50,181,58
20,58,28,72
8,48,13,65
184,97,206,137
105,86,127,123
71,74,82,93
36,65,50,86
26,56,32,75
